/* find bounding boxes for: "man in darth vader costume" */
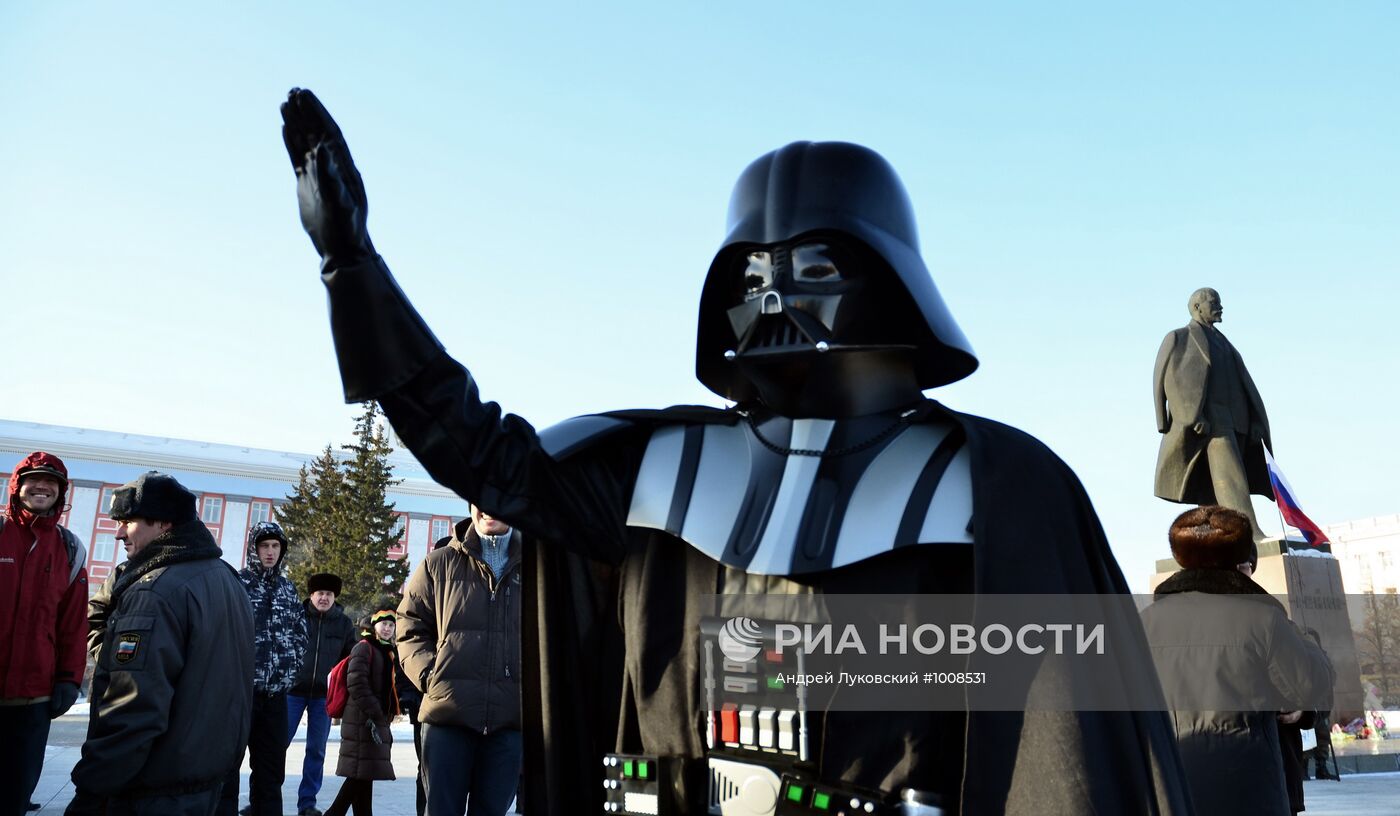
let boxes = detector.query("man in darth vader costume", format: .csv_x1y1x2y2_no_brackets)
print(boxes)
279,89,1190,815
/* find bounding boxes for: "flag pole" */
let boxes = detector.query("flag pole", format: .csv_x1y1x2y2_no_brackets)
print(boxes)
1264,444,1330,552
1265,443,1292,549
1273,500,1291,549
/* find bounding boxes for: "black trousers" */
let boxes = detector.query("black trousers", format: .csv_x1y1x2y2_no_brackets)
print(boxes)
106,788,223,816
0,702,50,816
323,779,374,816
218,692,289,816
410,709,426,816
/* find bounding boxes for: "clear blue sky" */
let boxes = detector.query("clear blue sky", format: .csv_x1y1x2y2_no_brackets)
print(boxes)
3,3,1397,590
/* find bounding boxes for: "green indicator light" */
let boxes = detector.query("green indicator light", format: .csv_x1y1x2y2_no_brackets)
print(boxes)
786,784,805,803
812,791,831,810
623,760,634,778
766,676,785,689
638,761,650,779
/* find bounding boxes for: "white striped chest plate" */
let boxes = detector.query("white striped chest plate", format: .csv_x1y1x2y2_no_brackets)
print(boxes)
626,418,973,575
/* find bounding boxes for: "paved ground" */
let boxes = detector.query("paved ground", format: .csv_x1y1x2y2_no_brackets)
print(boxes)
1299,772,1400,816
30,707,1400,814
34,708,443,815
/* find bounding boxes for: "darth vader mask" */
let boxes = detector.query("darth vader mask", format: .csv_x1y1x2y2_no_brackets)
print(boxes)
726,235,915,358
696,142,979,418
716,234,935,416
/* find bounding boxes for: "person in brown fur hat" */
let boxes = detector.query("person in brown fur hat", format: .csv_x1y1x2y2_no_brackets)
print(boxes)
1142,506,1333,816
1168,504,1255,570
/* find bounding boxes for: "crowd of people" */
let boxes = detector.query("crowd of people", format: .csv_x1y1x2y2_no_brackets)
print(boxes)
1,456,1357,816
0,452,522,816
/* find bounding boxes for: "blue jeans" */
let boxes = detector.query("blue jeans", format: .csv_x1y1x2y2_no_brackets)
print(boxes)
286,694,331,812
421,724,522,816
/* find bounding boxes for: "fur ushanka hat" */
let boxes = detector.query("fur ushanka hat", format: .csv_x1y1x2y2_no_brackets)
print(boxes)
307,572,343,596
1168,505,1253,570
109,471,198,523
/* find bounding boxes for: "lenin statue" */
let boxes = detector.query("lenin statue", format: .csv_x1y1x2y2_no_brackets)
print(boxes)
1153,287,1273,542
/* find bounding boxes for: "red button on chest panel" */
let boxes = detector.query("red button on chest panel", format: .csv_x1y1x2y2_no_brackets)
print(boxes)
720,703,739,744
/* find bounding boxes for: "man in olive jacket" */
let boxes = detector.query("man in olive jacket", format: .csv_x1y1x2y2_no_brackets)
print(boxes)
398,506,521,816
67,472,254,816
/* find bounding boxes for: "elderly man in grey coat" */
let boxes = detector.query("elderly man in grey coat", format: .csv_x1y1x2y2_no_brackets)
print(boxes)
1142,506,1333,816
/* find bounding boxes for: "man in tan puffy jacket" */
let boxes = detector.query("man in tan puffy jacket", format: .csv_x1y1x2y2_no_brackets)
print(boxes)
397,506,521,816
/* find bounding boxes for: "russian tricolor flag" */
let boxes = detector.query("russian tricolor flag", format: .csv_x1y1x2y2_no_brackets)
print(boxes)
1263,447,1330,547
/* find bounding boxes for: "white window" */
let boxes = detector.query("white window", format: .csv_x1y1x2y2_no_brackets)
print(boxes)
249,501,271,526
100,487,116,514
201,496,224,525
390,514,407,541
93,533,116,562
431,518,451,542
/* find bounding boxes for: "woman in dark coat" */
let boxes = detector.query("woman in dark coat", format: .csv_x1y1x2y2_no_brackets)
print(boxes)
324,610,400,816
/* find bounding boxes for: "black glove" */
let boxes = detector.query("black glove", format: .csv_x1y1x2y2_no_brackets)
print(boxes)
280,88,376,271
50,681,80,719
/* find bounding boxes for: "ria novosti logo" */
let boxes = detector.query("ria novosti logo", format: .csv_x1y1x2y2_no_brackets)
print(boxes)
717,616,764,662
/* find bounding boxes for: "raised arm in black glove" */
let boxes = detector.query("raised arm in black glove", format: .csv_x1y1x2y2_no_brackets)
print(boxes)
279,88,376,271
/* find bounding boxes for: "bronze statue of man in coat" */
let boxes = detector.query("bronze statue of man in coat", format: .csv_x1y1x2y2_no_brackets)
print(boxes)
1153,288,1273,542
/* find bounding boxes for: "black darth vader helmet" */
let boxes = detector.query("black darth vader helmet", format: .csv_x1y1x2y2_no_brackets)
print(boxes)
696,142,978,407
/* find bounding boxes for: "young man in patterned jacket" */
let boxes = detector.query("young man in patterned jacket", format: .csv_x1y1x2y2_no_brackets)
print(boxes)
219,521,307,816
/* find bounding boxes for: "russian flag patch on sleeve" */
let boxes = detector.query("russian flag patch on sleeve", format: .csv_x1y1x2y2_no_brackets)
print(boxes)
115,633,142,663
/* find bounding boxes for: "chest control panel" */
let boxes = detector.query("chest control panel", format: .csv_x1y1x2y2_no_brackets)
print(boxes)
602,753,667,815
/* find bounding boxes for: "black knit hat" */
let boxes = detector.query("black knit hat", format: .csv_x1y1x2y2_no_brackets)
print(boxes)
307,572,342,596
109,471,198,523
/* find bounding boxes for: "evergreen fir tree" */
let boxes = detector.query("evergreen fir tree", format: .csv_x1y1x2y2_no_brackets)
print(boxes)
280,403,410,621
280,447,347,601
340,402,411,617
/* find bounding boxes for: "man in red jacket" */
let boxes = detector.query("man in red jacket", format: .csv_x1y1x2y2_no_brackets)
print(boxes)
0,452,89,816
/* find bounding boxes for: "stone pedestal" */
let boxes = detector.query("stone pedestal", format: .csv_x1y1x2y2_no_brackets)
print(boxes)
1150,537,1364,716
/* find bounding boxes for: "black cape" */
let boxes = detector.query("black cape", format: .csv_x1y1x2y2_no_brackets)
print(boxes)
324,256,1193,815
518,404,1193,814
